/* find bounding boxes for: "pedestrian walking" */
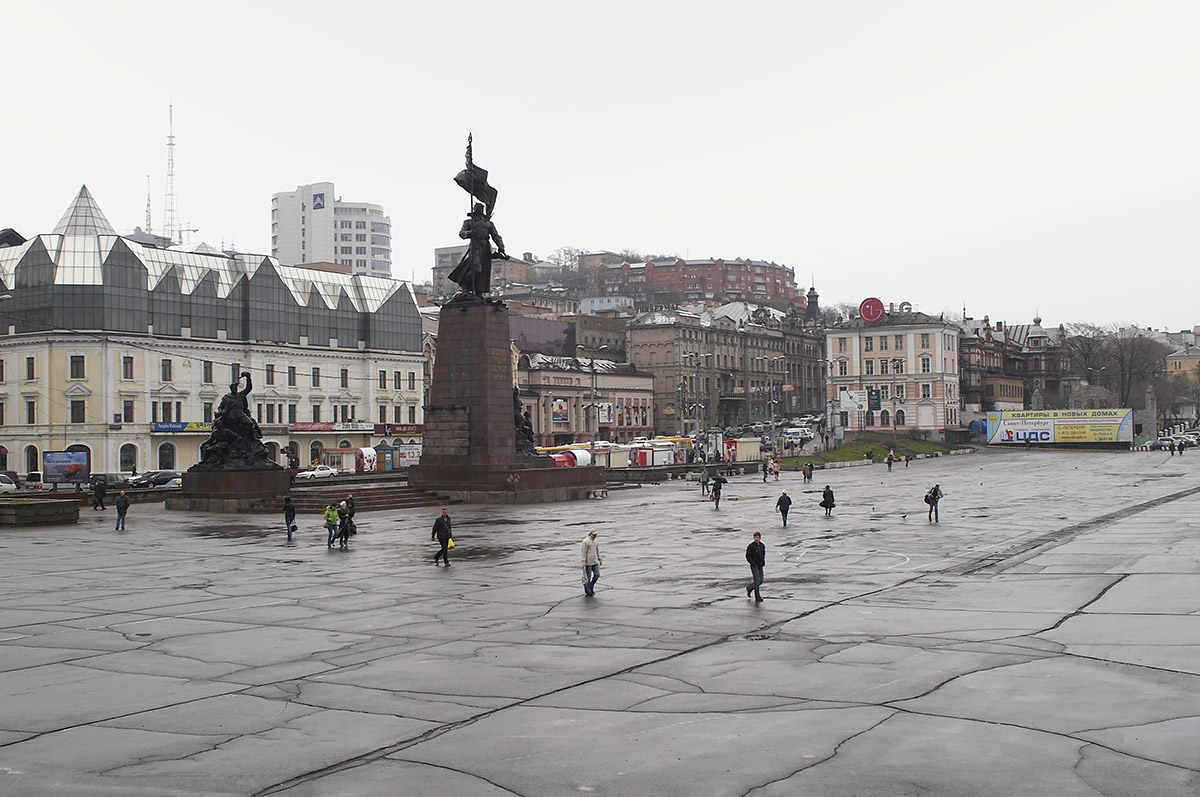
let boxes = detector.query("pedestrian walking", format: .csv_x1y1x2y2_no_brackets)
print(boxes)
283,496,296,541
581,529,602,596
1180,439,1187,456
762,459,769,482
926,483,944,523
700,466,710,496
773,460,780,480
323,505,339,548
776,490,791,526
820,485,835,517
432,507,452,566
1169,439,1176,456
712,474,725,510
745,531,765,602
114,490,130,530
346,493,356,520
92,479,108,511
904,453,911,467
886,450,895,471
802,461,813,483
336,501,351,548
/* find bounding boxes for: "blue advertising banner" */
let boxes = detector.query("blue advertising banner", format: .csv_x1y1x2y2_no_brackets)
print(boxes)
43,451,90,484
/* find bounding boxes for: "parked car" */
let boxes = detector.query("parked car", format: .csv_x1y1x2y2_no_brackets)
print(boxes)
295,464,338,480
0,474,17,493
24,471,43,489
154,477,183,488
90,473,133,491
130,470,182,489
783,426,815,440
1,470,21,488
1148,438,1172,451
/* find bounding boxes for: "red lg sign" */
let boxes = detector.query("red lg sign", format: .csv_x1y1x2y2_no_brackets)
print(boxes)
859,297,885,323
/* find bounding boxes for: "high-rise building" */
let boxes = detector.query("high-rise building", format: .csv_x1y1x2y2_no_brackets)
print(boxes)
271,182,392,278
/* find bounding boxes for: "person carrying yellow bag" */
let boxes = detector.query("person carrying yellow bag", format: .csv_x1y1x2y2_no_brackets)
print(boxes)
432,508,453,566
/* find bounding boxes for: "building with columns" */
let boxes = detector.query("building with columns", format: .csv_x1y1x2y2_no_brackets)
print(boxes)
516,354,655,446
0,187,423,476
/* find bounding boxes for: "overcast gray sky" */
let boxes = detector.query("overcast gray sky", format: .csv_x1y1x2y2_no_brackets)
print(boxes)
4,1,1196,331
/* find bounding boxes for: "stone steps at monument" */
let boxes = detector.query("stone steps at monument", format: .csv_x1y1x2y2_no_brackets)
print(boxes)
288,482,459,513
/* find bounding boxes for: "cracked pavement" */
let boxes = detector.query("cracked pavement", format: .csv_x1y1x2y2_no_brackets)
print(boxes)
1,448,1199,796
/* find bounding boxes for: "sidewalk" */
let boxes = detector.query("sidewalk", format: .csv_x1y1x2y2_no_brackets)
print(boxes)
1,449,1198,796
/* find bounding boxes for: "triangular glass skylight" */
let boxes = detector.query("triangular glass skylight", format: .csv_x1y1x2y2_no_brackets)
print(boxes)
52,186,116,236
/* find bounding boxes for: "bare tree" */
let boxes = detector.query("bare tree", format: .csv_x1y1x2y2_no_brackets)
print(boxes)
1108,326,1169,407
1062,323,1110,379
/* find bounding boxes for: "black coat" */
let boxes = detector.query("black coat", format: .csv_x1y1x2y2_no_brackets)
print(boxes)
432,515,452,542
776,494,792,511
746,540,766,567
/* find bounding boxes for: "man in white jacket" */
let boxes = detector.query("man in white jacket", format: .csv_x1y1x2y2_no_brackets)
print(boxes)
581,530,602,596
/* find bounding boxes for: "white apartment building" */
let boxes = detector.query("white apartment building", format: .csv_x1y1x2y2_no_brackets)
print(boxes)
826,310,961,439
271,182,392,278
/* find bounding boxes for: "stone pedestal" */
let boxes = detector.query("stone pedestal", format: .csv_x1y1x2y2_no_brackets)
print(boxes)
166,469,291,514
409,299,604,504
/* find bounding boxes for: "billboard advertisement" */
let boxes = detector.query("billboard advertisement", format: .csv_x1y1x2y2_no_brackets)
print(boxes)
43,451,91,484
986,409,1134,447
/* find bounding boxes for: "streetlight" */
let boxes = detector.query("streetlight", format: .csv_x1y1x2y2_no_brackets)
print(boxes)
767,355,785,431
890,357,905,445
576,343,608,464
687,352,712,436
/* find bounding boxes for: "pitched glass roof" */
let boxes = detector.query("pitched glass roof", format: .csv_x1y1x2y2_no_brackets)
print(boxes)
51,186,115,236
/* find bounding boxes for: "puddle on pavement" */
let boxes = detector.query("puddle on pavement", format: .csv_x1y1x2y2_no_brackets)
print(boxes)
186,523,274,540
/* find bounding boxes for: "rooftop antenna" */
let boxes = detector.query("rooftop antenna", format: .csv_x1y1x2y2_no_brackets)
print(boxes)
162,101,179,245
145,175,153,234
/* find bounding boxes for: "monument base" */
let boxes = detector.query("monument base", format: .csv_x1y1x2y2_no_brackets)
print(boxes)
409,459,605,505
165,470,292,514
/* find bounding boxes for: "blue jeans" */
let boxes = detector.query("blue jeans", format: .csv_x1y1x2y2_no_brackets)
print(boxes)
929,501,939,522
326,523,337,546
583,564,600,594
748,564,763,600
115,509,127,531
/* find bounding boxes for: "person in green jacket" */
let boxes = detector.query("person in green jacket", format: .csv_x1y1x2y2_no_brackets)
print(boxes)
323,505,339,548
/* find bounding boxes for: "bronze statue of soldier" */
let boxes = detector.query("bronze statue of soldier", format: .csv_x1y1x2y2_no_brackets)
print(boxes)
448,202,505,296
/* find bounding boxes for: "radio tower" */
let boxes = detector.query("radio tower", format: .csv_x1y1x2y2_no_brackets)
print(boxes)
162,103,179,245
145,175,153,235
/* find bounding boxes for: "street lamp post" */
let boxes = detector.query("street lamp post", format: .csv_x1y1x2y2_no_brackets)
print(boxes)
688,352,712,436
576,343,608,464
891,357,904,444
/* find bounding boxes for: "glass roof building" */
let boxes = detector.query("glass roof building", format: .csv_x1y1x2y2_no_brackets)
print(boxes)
0,187,424,476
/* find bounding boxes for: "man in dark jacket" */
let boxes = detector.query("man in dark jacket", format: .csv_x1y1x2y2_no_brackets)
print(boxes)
114,490,130,530
432,508,452,566
283,496,296,541
345,494,356,520
92,479,108,511
775,490,792,527
746,532,766,602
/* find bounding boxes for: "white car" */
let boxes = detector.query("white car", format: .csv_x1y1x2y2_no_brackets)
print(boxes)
296,465,338,480
0,474,16,493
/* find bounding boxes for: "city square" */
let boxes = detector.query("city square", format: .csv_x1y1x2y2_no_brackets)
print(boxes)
2,448,1198,796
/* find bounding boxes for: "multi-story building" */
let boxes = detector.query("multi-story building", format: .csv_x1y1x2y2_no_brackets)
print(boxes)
601,257,801,309
0,187,423,476
432,247,540,299
827,310,961,439
271,182,392,278
516,354,655,446
627,296,825,435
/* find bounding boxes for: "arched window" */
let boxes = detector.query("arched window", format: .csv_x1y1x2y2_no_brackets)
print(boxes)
24,445,39,474
880,409,890,427
309,441,324,466
0,446,7,470
895,410,906,427
119,444,138,473
865,410,875,427
157,443,176,470
338,439,353,449
265,442,279,461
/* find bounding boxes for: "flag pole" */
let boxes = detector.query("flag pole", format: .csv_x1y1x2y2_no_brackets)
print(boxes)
466,133,474,215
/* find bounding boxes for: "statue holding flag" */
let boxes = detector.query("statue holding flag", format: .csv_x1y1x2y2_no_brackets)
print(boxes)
448,134,506,297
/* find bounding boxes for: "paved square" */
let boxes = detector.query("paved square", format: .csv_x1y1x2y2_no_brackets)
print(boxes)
2,449,1199,795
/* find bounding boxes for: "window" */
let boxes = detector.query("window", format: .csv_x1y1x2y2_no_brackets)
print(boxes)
408,405,416,424
865,410,875,427
0,403,5,425
838,338,847,354
896,384,905,400
864,337,874,352
895,409,906,426
879,336,888,351
895,335,904,350
356,234,366,242
230,363,241,383
288,366,297,387
880,409,890,426
340,368,349,389
379,370,387,389
70,400,85,423
288,404,297,424
265,364,275,385
161,359,173,382
203,402,213,423
123,400,134,422
921,357,932,373
393,371,401,390
865,360,875,375
202,361,212,383
0,359,5,382
312,367,320,387
158,443,176,469
152,402,158,422
379,405,387,424
880,385,890,400
160,401,173,423
266,404,276,424
394,405,402,423
921,383,932,399
70,355,85,379
355,247,366,255
408,372,416,391
920,333,930,348
838,361,848,377
25,400,36,424
25,357,35,380
120,443,137,472
880,360,889,375
312,404,321,422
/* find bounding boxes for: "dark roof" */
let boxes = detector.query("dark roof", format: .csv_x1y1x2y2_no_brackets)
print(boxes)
0,228,25,248
836,311,953,329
